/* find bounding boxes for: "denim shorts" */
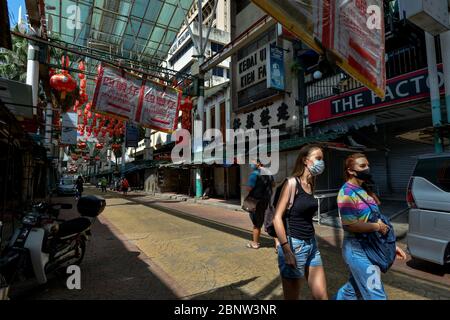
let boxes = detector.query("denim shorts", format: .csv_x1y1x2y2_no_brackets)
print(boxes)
277,237,323,279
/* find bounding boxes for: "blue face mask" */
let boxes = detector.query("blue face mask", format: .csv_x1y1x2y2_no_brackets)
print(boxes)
308,160,325,176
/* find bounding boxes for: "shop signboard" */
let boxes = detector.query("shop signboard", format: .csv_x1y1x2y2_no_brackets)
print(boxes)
307,64,445,124
125,123,139,148
60,112,78,145
267,44,285,91
252,0,386,98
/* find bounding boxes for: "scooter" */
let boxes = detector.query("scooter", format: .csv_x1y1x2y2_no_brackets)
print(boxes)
0,195,106,299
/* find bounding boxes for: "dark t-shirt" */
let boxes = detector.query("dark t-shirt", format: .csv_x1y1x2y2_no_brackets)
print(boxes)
249,170,274,200
287,179,318,240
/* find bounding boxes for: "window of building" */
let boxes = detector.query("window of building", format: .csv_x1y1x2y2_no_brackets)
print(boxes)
212,67,224,77
237,28,276,61
211,42,224,54
169,40,194,66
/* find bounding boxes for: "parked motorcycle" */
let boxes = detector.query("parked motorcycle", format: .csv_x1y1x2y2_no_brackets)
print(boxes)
0,195,106,299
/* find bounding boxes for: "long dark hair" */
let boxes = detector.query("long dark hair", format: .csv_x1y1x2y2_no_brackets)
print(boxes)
291,144,322,192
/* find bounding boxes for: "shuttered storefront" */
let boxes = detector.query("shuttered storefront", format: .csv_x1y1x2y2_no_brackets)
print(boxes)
371,138,433,196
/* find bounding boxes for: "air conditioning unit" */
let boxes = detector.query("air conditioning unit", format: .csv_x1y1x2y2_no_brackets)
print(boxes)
399,0,450,35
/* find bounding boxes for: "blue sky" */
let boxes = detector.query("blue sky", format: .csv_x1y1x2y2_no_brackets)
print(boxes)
7,0,27,27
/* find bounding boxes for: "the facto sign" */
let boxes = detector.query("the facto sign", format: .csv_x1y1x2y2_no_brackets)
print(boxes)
307,65,445,124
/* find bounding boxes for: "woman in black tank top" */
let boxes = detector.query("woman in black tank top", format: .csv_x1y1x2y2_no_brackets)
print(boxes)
272,145,328,300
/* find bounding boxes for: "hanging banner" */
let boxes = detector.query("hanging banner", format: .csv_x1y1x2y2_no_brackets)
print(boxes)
267,44,285,91
92,64,181,133
135,80,182,133
125,123,139,148
251,0,386,98
60,112,78,145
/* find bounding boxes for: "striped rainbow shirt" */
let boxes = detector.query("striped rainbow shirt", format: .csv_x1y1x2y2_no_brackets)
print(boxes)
337,182,379,237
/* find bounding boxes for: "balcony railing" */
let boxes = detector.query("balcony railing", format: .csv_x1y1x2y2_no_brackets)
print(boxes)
306,42,441,103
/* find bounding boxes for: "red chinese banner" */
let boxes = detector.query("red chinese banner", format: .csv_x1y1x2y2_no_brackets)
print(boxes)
136,80,182,133
252,0,386,98
92,64,182,133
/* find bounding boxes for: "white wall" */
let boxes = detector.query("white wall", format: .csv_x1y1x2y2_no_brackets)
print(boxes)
235,2,266,37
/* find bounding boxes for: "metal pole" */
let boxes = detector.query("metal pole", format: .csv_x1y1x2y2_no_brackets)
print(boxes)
425,32,444,153
195,0,205,198
121,143,126,177
26,30,40,116
440,31,450,129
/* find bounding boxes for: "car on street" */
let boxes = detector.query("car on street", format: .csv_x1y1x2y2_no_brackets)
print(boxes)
57,176,77,196
407,153,450,265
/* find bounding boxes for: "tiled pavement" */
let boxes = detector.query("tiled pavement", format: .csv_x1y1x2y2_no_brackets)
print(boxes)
15,186,450,300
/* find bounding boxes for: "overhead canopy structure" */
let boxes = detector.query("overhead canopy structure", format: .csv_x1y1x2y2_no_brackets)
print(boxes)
45,0,193,64
43,0,195,96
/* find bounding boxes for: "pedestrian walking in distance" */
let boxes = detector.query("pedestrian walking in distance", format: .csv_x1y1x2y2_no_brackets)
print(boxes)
335,153,406,300
100,177,108,193
122,177,129,196
273,144,328,300
75,175,84,200
244,159,274,250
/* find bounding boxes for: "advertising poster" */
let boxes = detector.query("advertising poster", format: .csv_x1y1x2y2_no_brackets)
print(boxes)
252,0,386,98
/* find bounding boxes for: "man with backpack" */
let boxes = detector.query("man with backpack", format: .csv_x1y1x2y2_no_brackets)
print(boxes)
244,160,275,249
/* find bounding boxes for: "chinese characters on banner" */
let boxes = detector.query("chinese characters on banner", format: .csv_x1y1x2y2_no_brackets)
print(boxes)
251,0,386,98
92,64,182,133
136,80,181,133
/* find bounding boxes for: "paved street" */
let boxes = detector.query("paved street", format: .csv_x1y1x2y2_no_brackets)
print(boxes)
14,186,450,300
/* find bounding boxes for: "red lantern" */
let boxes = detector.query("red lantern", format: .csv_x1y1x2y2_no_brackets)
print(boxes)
95,156,100,161
87,111,92,119
83,155,90,161
85,102,91,111
78,141,87,149
80,78,86,89
71,154,79,161
87,132,91,137
79,91,88,104
50,73,77,100
95,143,104,150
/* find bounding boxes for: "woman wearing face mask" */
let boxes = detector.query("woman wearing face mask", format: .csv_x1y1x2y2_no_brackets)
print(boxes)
335,153,406,300
273,144,328,300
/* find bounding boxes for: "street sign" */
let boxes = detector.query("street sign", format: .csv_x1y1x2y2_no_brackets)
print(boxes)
125,123,139,148
252,0,387,98
60,112,78,145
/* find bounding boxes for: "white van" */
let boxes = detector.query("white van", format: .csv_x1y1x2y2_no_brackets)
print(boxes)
407,153,450,265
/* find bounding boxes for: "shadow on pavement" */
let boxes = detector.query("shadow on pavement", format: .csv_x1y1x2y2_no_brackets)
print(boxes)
406,258,450,277
9,194,182,300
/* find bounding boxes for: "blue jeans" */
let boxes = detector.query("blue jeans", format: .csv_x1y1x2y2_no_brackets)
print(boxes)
278,237,323,279
335,238,387,300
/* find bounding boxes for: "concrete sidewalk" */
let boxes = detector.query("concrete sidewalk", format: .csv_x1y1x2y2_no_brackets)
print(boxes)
110,187,450,293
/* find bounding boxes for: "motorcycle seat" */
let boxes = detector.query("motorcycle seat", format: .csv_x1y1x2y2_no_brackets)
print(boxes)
56,217,91,239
